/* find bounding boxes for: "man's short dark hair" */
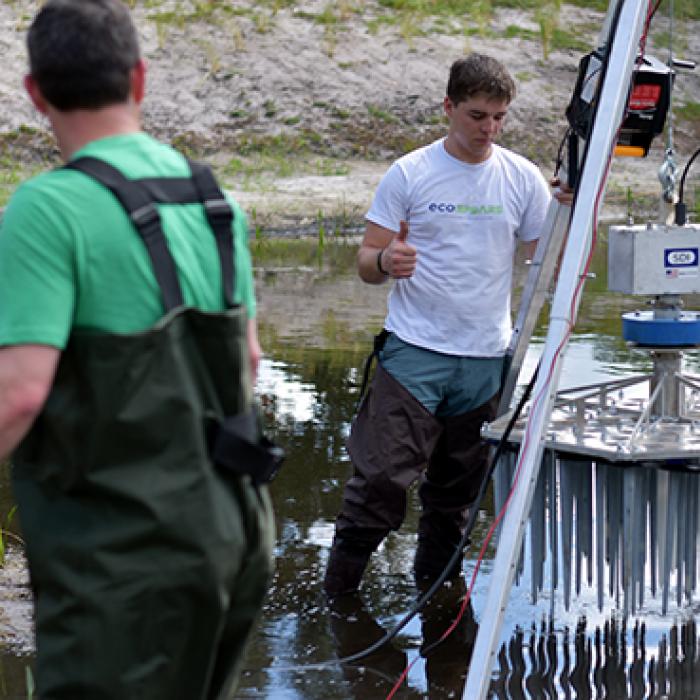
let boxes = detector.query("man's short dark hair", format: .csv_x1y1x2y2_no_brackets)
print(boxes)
27,0,141,111
447,53,516,105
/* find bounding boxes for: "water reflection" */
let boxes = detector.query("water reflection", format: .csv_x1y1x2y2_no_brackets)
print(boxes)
327,581,477,700
495,616,700,700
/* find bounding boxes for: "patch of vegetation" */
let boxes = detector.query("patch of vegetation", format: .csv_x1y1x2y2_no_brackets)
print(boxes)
369,0,494,35
377,0,471,11
366,13,400,33
255,0,298,8
515,70,535,82
217,131,352,181
652,28,688,53
251,234,359,270
0,126,58,207
665,0,700,20
328,116,444,159
492,0,542,7
0,158,27,208
549,26,590,53
366,104,397,123
676,101,700,122
0,506,22,567
503,24,538,41
565,0,607,11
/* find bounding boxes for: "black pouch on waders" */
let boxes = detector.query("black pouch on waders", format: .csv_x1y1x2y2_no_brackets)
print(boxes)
62,156,284,485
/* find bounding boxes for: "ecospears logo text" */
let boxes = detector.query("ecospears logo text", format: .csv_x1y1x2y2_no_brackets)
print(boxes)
428,202,503,215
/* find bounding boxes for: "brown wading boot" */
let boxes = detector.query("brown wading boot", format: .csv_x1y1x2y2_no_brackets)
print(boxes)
413,511,470,586
413,543,464,587
323,544,372,598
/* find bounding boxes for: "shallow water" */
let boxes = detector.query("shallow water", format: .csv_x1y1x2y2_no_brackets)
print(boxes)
239,339,700,700
3,235,700,699
240,235,700,700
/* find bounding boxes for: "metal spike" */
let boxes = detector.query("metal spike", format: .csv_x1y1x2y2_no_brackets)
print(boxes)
622,468,636,615
548,451,559,600
530,453,547,604
649,469,658,599
560,458,575,611
596,461,607,612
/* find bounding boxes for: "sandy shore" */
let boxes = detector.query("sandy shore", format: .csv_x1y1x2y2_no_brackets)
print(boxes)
1,1,698,228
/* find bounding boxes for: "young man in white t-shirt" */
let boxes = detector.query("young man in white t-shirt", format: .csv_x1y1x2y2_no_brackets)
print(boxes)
324,53,552,596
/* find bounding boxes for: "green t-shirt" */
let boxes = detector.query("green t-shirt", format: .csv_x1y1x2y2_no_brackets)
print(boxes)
0,132,256,349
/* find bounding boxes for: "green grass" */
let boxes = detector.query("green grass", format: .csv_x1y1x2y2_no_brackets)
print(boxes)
251,235,359,270
676,101,700,121
550,26,591,53
0,158,27,208
138,0,627,59
493,0,546,7
218,131,351,182
503,24,538,40
564,0,607,11
0,127,58,207
660,0,700,20
366,104,397,123
566,0,700,15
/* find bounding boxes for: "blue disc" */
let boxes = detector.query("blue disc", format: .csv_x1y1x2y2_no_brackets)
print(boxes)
622,310,700,346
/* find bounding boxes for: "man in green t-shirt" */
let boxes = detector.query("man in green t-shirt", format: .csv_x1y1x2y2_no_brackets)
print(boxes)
0,1,275,698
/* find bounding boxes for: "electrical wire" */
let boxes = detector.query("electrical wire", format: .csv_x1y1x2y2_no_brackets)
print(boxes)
679,147,700,205
554,127,573,176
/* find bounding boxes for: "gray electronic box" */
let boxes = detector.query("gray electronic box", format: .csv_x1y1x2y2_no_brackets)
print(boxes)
608,223,700,295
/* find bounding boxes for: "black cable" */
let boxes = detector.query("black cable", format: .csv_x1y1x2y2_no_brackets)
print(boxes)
674,146,700,225
679,147,700,205
554,127,572,178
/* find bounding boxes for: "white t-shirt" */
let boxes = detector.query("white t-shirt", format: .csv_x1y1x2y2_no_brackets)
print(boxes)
367,138,551,357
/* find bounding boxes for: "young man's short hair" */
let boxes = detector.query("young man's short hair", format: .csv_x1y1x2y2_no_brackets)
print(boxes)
447,53,516,105
27,0,140,111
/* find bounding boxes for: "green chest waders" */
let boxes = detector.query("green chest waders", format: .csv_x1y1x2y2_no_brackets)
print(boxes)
12,158,281,700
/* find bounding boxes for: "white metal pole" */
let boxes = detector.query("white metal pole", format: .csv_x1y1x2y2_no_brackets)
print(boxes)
463,1,652,697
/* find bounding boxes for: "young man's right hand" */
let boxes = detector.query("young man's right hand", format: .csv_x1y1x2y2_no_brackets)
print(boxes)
380,220,417,278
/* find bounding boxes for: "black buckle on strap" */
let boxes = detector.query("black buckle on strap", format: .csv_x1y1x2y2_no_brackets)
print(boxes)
130,203,162,240
204,198,233,222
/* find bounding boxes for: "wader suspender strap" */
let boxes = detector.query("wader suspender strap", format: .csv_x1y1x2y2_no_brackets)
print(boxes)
356,328,390,410
188,161,236,308
64,156,237,310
